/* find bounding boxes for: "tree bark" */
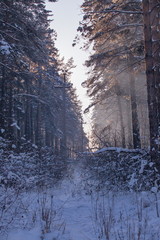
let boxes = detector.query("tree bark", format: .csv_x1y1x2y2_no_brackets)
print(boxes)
0,58,6,135
128,55,141,149
142,0,160,161
115,79,126,148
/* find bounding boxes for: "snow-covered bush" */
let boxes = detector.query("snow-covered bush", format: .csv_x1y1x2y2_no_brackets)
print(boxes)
0,138,67,239
80,148,160,192
0,138,67,191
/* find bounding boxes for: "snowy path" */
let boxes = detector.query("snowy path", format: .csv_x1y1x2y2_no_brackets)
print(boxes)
4,159,160,240
6,160,96,240
62,196,94,240
53,161,95,240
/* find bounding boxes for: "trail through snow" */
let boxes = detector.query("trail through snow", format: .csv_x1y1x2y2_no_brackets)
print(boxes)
7,160,95,240
53,160,95,240
5,159,160,240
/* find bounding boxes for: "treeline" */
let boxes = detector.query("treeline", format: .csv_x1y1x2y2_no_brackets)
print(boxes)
0,0,87,157
77,0,160,161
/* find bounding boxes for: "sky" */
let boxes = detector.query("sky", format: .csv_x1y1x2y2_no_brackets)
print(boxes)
45,0,92,134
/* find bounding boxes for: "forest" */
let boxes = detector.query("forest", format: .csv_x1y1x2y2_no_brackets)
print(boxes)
76,0,160,164
0,0,87,157
0,0,160,240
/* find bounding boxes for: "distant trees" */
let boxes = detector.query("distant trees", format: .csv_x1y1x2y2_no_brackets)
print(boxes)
78,0,148,149
0,0,87,157
78,0,160,160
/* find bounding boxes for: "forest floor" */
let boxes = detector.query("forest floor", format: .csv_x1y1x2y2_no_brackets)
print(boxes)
1,158,160,240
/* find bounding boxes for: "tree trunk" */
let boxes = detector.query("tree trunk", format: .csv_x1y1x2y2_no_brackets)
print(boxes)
61,73,67,158
142,0,160,161
7,80,14,140
129,72,141,149
35,102,41,146
0,59,6,136
24,80,31,141
128,55,141,149
115,80,126,148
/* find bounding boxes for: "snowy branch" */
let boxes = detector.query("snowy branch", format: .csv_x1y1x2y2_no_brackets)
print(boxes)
0,30,19,42
87,10,143,15
117,23,143,28
13,93,49,106
0,62,13,70
0,19,26,35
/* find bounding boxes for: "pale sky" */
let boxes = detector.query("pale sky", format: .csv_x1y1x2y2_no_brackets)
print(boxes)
45,0,92,134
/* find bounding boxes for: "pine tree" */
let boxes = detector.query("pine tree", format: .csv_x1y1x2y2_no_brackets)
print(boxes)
78,0,148,149
142,0,160,162
0,0,85,154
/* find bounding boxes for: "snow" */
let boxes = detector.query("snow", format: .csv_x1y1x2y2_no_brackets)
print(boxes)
7,229,41,240
32,143,38,148
1,160,160,240
139,159,147,174
94,147,145,154
128,172,137,188
11,144,17,149
11,122,20,130
151,186,158,193
0,40,11,55
1,129,5,133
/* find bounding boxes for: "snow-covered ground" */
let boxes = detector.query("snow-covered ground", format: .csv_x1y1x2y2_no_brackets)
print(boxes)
1,160,160,240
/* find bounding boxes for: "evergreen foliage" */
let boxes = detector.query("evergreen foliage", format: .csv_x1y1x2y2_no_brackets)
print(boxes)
77,0,160,160
0,0,87,157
